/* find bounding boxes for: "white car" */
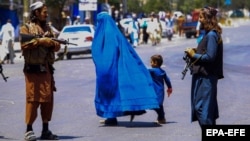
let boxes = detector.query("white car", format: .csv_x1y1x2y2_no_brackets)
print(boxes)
56,24,95,59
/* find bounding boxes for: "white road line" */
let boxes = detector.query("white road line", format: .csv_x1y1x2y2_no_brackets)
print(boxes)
0,100,15,104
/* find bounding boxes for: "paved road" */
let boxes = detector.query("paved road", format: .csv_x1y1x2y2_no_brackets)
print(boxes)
1,19,250,141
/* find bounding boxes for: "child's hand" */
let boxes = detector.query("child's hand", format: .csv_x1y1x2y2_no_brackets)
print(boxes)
166,88,173,97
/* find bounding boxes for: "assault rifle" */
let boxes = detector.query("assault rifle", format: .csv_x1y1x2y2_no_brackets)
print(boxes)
0,64,8,82
181,52,203,80
20,33,77,46
181,53,192,80
20,33,77,61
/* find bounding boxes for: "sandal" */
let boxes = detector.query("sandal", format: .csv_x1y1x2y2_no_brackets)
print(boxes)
40,130,59,140
24,131,36,141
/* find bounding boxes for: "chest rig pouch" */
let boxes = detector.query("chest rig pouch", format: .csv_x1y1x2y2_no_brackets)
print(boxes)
22,23,55,73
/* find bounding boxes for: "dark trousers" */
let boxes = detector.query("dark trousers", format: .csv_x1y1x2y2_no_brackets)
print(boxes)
5,40,15,63
142,27,149,43
154,105,165,120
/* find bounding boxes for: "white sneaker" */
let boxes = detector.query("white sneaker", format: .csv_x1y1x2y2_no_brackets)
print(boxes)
24,131,36,141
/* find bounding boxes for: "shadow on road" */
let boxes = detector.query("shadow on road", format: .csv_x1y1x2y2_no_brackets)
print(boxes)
57,135,84,140
99,121,177,128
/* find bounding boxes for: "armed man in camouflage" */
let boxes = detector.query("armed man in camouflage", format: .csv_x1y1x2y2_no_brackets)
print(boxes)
20,1,60,140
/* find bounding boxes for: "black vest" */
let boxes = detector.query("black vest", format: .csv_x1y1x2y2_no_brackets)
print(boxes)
191,30,224,79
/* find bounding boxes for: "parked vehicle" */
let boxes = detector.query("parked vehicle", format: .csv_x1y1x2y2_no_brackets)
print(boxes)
182,21,198,38
182,9,200,38
230,9,244,18
57,24,95,59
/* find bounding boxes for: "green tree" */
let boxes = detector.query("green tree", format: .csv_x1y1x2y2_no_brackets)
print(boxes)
45,0,76,30
127,0,143,14
143,0,170,15
42,0,250,30
176,0,250,13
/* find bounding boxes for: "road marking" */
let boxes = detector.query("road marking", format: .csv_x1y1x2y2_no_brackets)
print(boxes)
0,100,15,104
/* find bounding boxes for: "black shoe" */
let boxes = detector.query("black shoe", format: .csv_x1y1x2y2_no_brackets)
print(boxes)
130,115,135,122
155,118,166,124
40,130,59,140
99,118,118,126
124,110,146,122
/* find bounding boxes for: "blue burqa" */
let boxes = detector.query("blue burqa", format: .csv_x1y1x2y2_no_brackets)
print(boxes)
92,12,159,118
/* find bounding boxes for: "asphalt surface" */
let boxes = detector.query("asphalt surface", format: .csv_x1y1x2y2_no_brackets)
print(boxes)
1,18,250,141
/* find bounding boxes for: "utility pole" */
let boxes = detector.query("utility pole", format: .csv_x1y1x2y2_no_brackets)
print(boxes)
23,0,29,24
122,0,127,14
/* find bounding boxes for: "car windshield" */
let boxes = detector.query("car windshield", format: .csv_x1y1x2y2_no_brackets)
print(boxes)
63,26,91,33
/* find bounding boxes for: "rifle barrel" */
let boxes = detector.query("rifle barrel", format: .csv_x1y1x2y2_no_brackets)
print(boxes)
52,38,77,46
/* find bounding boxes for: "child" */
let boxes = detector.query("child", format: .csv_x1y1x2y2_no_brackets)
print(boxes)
148,54,173,124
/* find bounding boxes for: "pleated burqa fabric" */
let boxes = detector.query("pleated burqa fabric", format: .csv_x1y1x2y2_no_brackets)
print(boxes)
92,12,159,118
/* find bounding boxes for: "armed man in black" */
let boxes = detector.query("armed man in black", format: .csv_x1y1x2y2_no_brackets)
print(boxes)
20,1,60,140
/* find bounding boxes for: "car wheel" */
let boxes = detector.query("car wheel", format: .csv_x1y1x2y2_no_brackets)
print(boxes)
185,33,191,38
66,54,72,60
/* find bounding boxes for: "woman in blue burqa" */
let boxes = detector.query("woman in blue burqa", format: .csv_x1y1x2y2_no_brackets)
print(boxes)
92,4,159,125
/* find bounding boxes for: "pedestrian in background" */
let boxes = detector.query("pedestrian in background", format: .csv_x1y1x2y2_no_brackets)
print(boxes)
185,6,224,128
164,12,175,41
195,20,206,44
83,16,91,24
0,19,15,64
48,21,60,37
65,16,72,25
20,1,60,140
147,13,161,46
176,15,185,37
73,15,81,25
91,4,159,126
141,20,149,44
148,54,173,124
127,13,139,48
